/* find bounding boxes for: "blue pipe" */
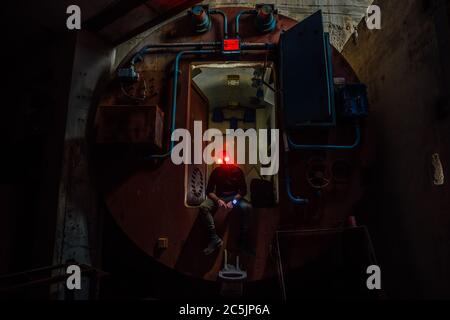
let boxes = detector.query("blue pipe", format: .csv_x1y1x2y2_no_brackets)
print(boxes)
282,134,309,205
240,42,276,50
209,9,228,38
130,42,220,65
149,49,218,159
235,9,257,38
287,124,361,151
284,153,309,205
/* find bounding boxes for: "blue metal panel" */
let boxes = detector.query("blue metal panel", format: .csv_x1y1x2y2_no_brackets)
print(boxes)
279,11,335,129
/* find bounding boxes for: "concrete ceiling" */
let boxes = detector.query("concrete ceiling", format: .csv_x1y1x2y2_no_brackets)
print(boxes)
9,0,202,44
192,63,274,109
84,0,203,44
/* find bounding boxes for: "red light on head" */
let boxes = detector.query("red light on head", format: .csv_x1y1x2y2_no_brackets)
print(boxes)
216,150,231,165
222,150,231,164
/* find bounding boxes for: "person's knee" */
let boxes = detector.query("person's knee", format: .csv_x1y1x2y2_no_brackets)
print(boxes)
199,203,209,214
199,199,214,214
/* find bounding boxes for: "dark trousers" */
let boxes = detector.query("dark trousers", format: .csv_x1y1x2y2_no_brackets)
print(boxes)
199,196,252,241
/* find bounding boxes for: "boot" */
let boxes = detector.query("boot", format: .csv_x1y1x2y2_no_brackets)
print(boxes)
203,234,223,256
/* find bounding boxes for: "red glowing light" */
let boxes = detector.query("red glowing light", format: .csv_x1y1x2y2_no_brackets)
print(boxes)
216,150,232,165
223,39,240,51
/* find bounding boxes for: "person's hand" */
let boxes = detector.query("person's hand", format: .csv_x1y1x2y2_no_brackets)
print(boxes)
226,201,234,209
217,199,227,208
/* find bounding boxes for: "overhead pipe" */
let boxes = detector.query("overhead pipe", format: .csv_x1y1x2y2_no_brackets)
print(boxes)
287,124,361,151
148,49,219,159
130,42,221,65
209,9,229,38
240,42,276,50
235,9,258,38
130,41,276,66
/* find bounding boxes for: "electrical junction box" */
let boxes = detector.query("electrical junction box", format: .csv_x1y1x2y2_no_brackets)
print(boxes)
222,39,241,55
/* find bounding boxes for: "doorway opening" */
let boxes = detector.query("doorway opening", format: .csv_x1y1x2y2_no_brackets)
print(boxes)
185,61,279,208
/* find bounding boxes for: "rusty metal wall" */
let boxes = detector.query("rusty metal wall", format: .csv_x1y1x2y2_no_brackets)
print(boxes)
55,1,375,297
114,0,374,65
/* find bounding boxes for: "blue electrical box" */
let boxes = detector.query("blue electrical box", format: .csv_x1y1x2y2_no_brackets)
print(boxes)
337,84,369,120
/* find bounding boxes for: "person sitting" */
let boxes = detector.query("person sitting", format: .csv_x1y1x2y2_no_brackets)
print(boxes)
199,151,252,255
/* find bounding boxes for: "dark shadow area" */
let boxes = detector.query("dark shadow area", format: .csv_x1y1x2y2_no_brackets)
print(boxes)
101,208,283,300
90,144,159,195
174,214,220,278
100,212,221,300
174,207,244,279
277,228,381,300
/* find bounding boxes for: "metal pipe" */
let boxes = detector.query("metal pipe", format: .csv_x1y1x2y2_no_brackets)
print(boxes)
131,42,221,65
240,42,276,50
284,156,309,205
209,9,228,38
131,42,274,65
282,134,309,205
149,49,218,159
235,9,258,38
142,42,221,50
287,124,361,151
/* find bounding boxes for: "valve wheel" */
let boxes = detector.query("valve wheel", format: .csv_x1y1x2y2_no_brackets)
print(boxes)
306,157,332,189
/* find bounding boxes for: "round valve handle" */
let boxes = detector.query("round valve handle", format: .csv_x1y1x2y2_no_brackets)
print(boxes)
306,157,332,189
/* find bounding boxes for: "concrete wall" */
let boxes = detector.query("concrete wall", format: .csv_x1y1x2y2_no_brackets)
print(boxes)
342,0,450,298
52,31,115,299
